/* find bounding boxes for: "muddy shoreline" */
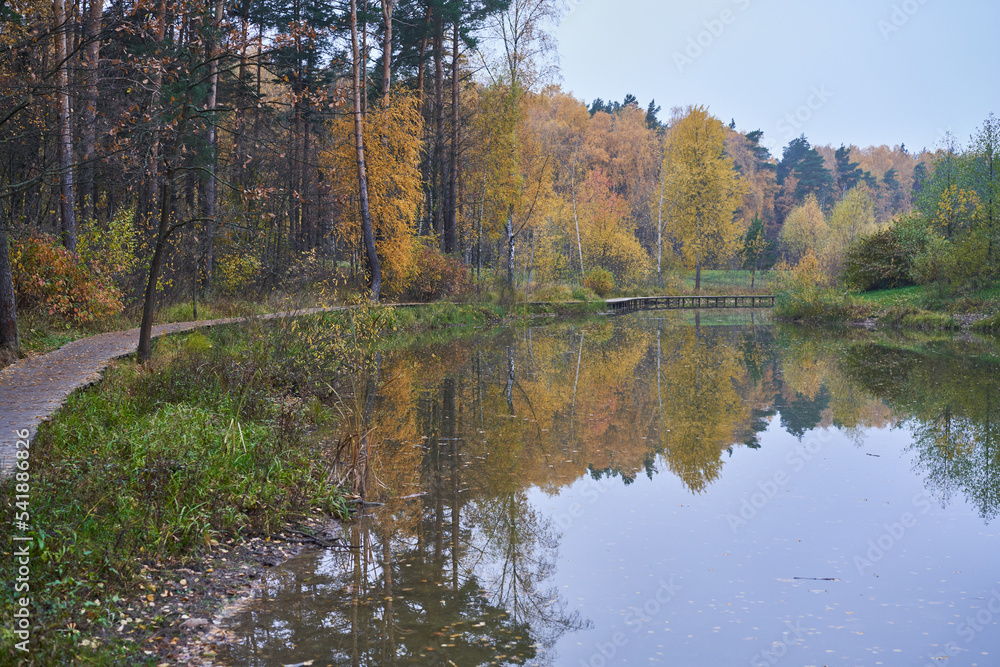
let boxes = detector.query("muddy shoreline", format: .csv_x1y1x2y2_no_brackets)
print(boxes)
103,514,344,666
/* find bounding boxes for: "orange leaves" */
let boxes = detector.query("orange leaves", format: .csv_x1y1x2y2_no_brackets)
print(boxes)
10,234,124,325
408,242,471,301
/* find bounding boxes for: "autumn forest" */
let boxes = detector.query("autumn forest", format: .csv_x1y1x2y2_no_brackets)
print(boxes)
1,0,998,357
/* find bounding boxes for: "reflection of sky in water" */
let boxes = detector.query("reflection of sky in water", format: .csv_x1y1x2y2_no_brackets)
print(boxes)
221,323,1000,667
539,421,1000,665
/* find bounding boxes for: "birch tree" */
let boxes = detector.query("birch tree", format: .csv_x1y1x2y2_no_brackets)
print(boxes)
660,106,746,292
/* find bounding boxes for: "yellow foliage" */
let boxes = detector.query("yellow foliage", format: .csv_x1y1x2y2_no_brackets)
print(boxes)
780,194,827,264
217,252,262,293
660,106,747,275
933,184,983,238
77,207,140,281
822,186,877,276
325,91,423,292
576,169,650,287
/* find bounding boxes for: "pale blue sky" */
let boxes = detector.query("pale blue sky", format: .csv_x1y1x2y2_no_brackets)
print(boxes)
553,0,999,155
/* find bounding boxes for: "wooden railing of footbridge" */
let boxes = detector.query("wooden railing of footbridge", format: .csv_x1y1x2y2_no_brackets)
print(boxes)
606,295,776,315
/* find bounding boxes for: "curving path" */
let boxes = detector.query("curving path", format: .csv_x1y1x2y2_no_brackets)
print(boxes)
0,307,342,474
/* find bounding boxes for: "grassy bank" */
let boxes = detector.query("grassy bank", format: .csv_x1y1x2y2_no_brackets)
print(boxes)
0,312,374,665
773,281,1000,331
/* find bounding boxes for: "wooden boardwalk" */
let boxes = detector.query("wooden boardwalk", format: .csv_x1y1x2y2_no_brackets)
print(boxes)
606,295,776,315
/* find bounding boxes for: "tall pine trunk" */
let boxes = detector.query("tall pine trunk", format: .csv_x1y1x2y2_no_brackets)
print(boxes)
0,225,18,356
351,0,381,301
433,15,445,245
415,5,430,103
79,0,103,223
380,0,395,95
445,20,459,255
54,0,76,250
199,0,224,286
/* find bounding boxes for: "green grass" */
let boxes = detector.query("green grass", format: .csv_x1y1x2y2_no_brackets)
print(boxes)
670,270,777,295
792,281,1000,330
853,282,1000,314
852,285,926,310
390,302,505,329
872,305,959,330
972,311,1000,332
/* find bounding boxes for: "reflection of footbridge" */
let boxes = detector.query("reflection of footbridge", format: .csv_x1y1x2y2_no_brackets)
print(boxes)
606,295,776,315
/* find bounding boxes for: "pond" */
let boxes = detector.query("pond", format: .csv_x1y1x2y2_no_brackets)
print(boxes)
220,313,1000,666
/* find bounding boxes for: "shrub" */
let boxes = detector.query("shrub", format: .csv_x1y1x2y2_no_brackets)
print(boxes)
407,243,471,301
774,250,863,322
583,267,614,297
945,231,994,289
77,207,140,283
912,230,996,294
218,251,263,294
841,227,913,291
10,234,123,325
584,227,650,289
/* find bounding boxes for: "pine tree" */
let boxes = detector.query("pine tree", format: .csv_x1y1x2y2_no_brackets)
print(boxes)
794,148,835,208
834,144,864,195
777,135,810,185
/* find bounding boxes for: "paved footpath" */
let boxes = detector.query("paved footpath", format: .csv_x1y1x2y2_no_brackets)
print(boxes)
0,307,341,474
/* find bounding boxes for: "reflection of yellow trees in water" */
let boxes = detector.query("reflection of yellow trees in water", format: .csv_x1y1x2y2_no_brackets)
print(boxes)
657,326,748,493
227,323,1000,664
372,323,918,504
776,326,900,433
375,322,783,501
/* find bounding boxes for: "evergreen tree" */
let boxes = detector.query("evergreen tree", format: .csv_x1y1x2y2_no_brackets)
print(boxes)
745,130,774,167
834,144,863,195
645,99,662,130
793,148,835,208
913,162,929,197
883,167,904,212
777,135,810,185
742,215,775,288
588,98,608,116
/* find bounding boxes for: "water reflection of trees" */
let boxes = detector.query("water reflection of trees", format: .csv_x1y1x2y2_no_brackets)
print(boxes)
839,341,1000,522
225,322,1000,664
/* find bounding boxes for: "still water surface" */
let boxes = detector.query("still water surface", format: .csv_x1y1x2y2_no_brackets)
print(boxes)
222,314,1000,666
